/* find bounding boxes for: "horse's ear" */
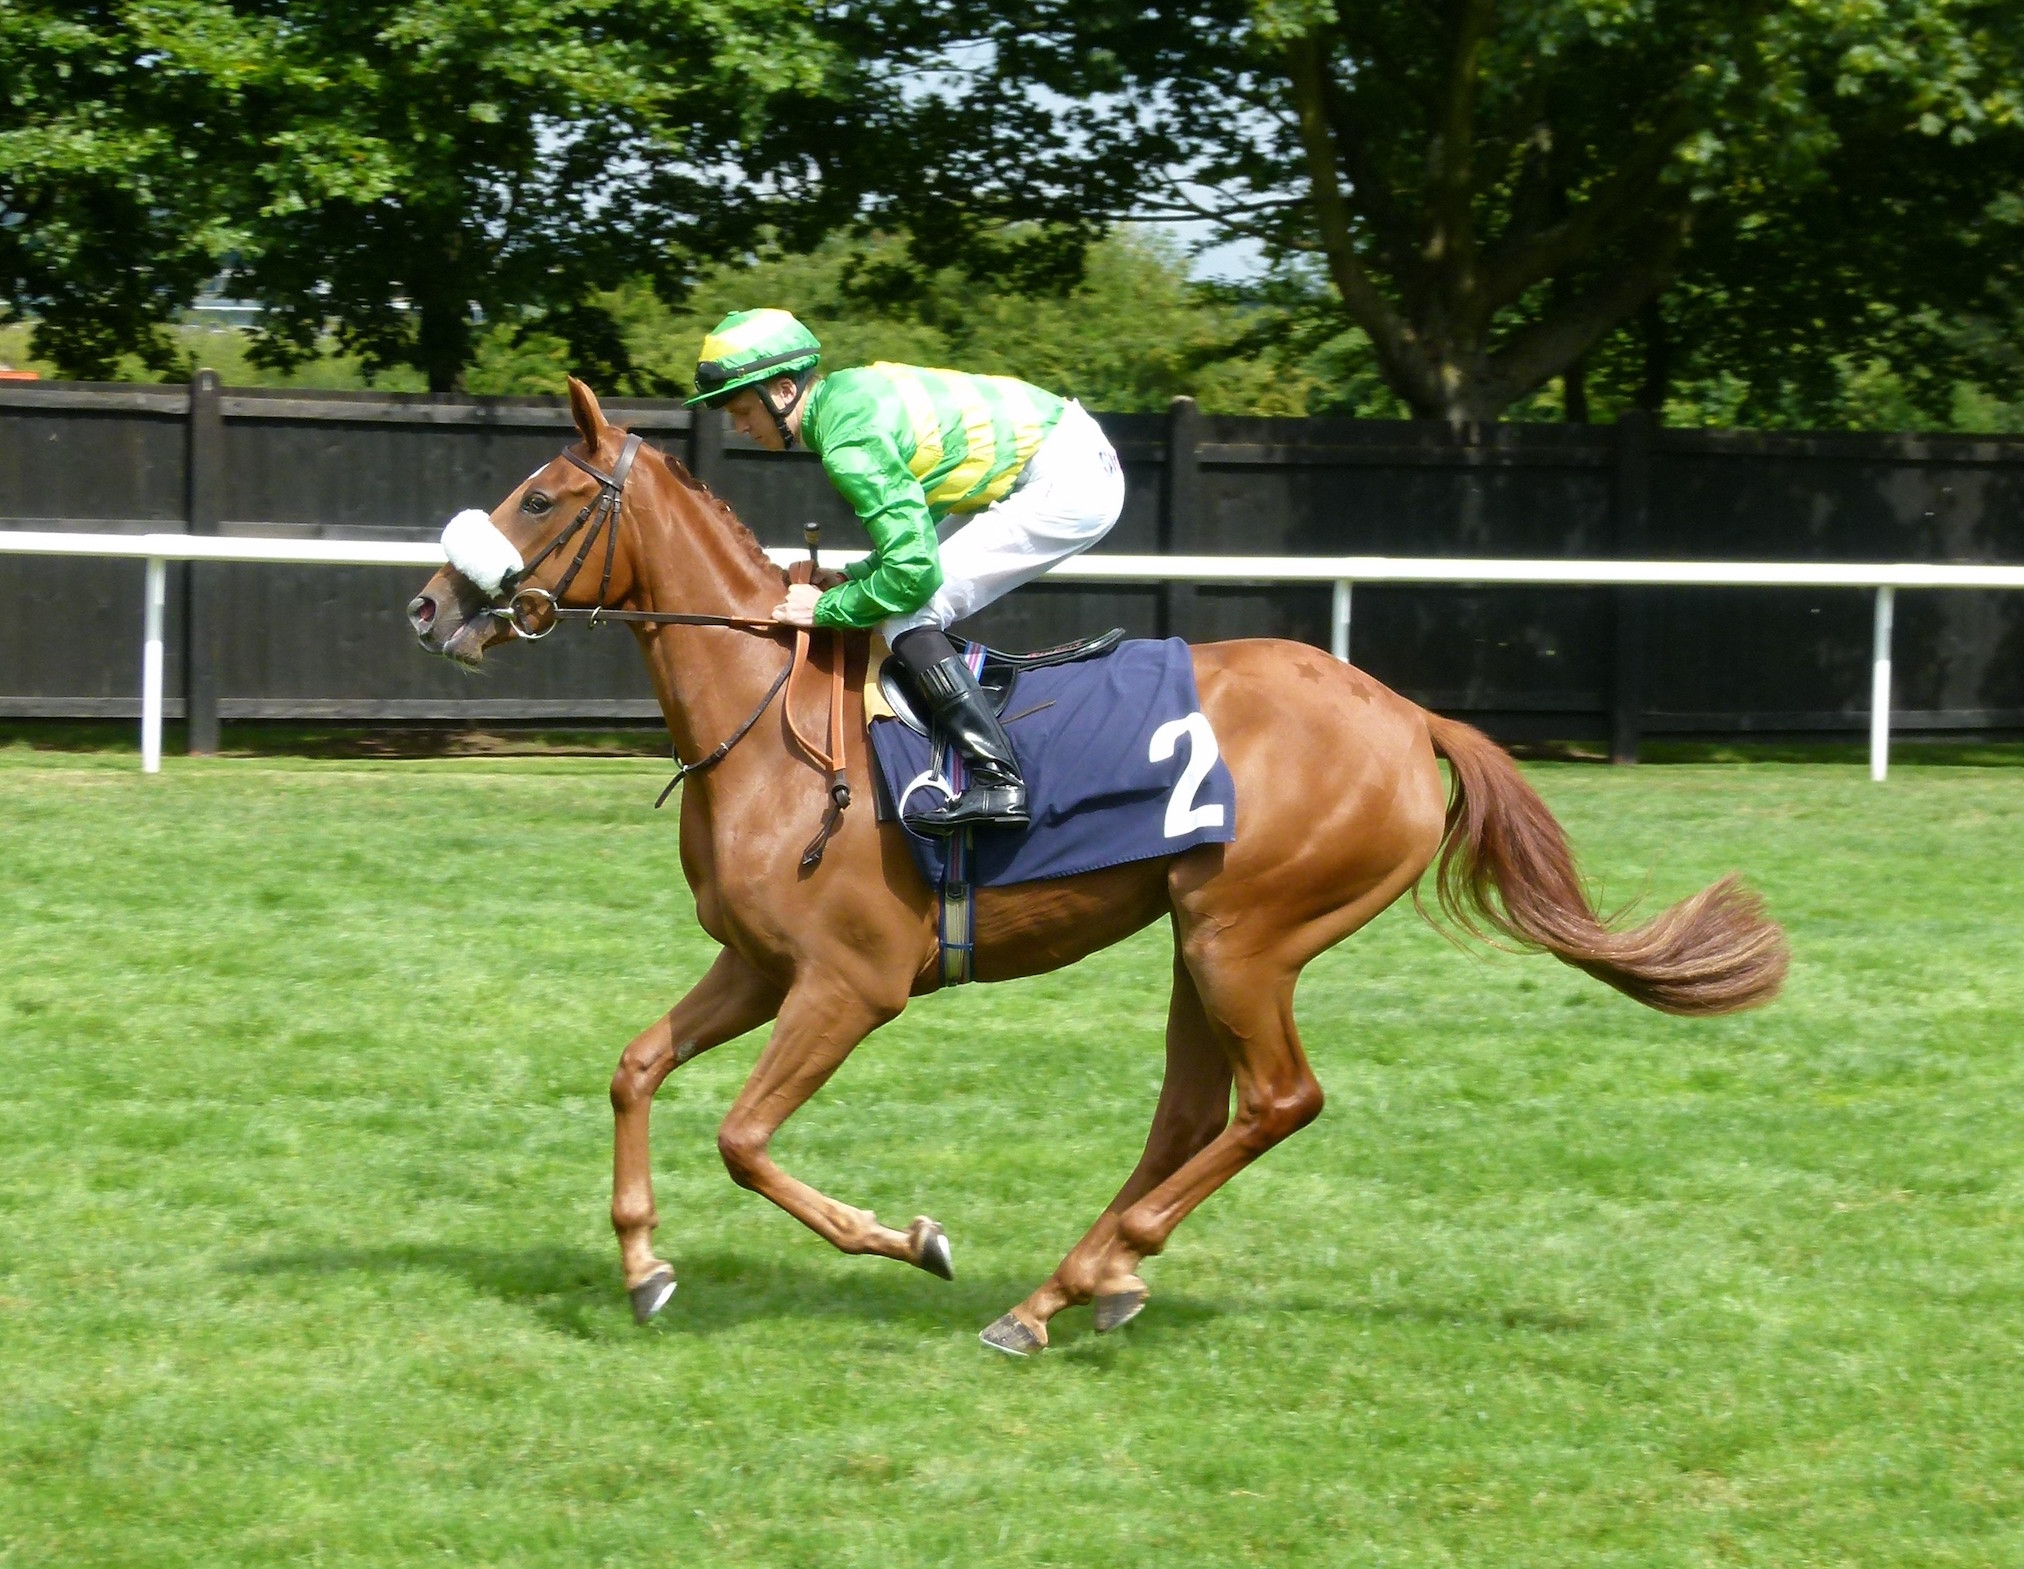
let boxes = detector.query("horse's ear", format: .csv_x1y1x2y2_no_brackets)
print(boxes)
567,376,608,449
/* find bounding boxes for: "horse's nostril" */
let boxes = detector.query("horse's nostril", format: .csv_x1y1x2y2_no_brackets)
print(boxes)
409,593,436,631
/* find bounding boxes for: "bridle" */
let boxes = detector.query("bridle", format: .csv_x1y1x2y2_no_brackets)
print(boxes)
492,432,783,642
475,430,854,867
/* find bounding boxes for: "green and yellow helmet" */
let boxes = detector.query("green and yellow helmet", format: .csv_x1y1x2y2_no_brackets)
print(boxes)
687,309,821,408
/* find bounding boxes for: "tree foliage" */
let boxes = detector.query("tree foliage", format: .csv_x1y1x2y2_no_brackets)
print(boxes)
0,4,238,377
564,230,1322,413
231,0,870,394
0,216,1341,415
872,0,2024,422
8,0,2023,423
27,230,1307,412
0,1,871,390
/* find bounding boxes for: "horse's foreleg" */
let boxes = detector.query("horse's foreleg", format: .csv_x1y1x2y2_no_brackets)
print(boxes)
715,976,949,1274
612,947,782,1314
991,949,1231,1351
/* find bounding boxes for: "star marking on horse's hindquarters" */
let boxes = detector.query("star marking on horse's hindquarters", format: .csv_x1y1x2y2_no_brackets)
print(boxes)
1298,659,1374,702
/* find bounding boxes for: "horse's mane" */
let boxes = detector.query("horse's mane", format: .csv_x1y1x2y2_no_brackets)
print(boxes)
635,436,785,584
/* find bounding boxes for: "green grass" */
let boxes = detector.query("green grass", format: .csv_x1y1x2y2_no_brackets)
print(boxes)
2,749,2021,1566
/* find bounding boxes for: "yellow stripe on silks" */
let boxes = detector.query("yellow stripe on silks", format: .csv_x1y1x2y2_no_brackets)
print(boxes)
966,377,1049,509
877,364,944,480
924,370,1000,508
1005,379,1049,467
967,469,1019,509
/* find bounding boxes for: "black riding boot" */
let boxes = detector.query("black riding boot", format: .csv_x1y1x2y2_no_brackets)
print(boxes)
891,627,1030,834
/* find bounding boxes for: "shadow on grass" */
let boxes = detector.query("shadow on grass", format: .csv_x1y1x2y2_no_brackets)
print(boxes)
1268,1292,1596,1335
233,1241,1210,1345
233,1243,1587,1349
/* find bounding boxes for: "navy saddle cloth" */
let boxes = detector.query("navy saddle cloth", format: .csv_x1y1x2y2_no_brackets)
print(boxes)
869,635,1237,890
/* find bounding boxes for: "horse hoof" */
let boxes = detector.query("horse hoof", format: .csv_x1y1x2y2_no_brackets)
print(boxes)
628,1267,676,1325
1093,1286,1148,1333
912,1218,955,1281
979,1312,1044,1357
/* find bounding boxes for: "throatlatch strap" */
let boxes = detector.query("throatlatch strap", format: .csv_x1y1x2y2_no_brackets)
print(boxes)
939,827,975,986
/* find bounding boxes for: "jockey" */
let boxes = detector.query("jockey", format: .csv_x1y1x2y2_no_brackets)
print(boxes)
688,308,1124,835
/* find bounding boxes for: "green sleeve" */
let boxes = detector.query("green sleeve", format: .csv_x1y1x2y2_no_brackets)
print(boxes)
811,435,943,628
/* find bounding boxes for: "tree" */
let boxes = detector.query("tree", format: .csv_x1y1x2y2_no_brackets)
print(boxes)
232,0,875,394
872,0,2024,422
565,229,1318,412
1637,80,2024,428
0,1,872,391
0,5,239,378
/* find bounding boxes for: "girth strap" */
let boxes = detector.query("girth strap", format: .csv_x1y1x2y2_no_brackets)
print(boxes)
940,827,975,986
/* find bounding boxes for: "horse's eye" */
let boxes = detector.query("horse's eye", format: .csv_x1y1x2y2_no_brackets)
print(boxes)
521,492,552,516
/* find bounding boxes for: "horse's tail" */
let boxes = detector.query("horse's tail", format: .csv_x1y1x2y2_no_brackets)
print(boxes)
1418,712,1788,1016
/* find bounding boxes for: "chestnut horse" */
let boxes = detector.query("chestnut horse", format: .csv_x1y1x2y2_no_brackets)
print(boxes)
408,380,1787,1355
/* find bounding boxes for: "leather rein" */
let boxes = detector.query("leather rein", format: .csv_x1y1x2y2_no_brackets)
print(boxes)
485,432,853,868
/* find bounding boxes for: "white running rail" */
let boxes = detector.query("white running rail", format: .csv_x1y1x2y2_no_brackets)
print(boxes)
5,529,2023,781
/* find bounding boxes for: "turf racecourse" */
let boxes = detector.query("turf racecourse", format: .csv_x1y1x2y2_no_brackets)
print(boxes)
2,749,2021,1567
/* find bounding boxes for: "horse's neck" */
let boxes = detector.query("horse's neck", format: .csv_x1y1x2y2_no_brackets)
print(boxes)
625,463,792,769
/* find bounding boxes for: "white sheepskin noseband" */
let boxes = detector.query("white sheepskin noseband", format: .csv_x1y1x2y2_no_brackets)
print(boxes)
441,509,524,596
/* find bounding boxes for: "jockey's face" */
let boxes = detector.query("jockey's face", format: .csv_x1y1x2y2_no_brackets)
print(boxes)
723,377,803,451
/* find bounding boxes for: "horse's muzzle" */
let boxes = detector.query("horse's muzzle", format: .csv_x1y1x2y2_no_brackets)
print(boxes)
407,590,440,643
408,582,490,664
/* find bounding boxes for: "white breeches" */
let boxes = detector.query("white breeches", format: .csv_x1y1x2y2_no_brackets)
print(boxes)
881,400,1124,641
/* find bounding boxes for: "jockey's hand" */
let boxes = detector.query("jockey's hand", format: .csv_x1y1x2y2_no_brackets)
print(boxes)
772,582,822,627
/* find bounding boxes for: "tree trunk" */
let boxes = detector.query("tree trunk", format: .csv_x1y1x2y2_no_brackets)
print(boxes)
1284,21,1697,425
416,295,470,397
1636,303,1670,416
1372,226,1683,423
1564,356,1590,423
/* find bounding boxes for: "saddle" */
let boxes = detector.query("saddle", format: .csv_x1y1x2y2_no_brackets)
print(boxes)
874,627,1125,737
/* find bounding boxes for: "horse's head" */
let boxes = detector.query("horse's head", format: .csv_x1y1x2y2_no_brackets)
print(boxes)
407,377,647,667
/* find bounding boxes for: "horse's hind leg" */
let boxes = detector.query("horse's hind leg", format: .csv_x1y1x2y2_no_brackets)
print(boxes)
1111,955,1319,1285
985,945,1231,1353
990,926,1323,1354
612,946,782,1319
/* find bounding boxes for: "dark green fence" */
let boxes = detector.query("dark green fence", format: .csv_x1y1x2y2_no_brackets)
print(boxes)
3,376,2020,753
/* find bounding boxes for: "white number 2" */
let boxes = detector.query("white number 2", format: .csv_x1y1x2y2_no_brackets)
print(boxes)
1149,711,1226,838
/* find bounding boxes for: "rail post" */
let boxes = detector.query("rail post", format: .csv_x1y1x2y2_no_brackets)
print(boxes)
184,369,224,753
1331,578,1352,662
1161,397,1201,642
1611,411,1653,763
688,404,725,491
1870,585,1894,781
142,556,166,773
